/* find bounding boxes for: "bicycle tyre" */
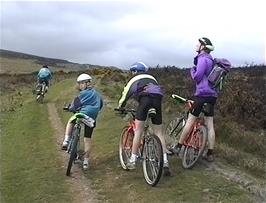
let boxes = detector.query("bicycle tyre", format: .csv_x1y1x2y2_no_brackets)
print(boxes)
66,128,80,176
36,95,44,103
37,83,46,103
119,126,134,170
182,125,207,169
142,134,163,187
165,117,185,149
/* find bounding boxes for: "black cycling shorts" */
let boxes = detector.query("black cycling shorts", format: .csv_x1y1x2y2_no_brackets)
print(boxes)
38,78,49,87
190,96,217,117
136,95,162,125
71,119,96,138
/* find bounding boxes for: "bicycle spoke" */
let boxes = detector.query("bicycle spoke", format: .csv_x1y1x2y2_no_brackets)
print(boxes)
147,144,158,180
142,135,163,186
165,118,185,149
66,128,80,176
182,125,207,169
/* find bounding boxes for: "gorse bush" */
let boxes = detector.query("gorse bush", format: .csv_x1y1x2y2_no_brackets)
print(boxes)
148,65,266,130
147,65,266,178
1,65,265,129
217,67,266,129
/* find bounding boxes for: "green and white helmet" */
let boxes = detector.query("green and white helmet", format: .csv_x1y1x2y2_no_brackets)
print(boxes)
199,37,214,51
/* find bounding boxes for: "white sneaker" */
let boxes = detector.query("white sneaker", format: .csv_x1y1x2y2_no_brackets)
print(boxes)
61,140,69,150
83,159,89,170
163,162,171,177
126,161,136,170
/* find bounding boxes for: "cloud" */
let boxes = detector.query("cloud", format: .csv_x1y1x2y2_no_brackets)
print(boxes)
1,1,265,68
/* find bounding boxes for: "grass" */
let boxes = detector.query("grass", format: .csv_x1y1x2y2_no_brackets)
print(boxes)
215,121,266,179
0,57,41,73
1,73,262,202
0,97,72,202
0,55,93,74
80,106,253,203
48,78,254,202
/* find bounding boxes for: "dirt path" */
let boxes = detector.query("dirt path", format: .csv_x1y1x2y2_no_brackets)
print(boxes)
47,103,100,203
201,159,266,203
47,101,265,203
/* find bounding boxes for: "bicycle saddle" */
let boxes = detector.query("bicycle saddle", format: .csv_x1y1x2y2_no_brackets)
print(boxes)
148,108,156,118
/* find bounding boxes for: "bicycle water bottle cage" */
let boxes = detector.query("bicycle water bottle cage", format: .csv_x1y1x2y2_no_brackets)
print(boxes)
148,108,156,118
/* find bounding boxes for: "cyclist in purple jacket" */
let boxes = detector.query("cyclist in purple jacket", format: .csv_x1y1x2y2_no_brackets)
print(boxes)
171,37,217,162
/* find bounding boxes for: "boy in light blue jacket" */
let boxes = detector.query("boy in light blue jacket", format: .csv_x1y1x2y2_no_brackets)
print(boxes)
62,73,103,169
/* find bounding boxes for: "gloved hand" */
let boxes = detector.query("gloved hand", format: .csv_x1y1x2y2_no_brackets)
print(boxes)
190,66,197,75
63,104,71,111
114,107,126,117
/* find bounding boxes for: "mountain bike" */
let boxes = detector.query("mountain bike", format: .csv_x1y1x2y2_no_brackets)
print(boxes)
63,106,95,176
165,94,208,169
115,108,163,187
35,81,47,103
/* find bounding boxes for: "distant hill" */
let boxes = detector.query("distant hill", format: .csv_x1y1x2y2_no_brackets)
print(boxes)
0,49,72,65
0,49,117,73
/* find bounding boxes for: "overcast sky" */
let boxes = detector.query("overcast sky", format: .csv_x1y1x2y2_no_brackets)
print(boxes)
1,0,266,68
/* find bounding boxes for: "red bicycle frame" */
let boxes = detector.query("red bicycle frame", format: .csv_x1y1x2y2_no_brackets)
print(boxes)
183,102,205,150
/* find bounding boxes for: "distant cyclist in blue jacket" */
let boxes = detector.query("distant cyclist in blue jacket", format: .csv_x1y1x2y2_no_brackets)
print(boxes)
61,73,103,170
37,65,52,90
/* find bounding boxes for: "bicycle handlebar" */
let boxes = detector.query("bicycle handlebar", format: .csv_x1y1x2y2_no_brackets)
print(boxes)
171,94,194,104
63,104,71,111
114,108,136,115
63,104,81,113
171,94,194,111
63,107,69,111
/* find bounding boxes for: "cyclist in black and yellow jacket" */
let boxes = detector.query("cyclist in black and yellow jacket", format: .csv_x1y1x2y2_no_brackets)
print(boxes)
117,62,171,176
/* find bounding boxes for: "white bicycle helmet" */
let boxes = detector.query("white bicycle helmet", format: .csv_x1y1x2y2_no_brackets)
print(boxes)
77,73,92,83
199,37,214,51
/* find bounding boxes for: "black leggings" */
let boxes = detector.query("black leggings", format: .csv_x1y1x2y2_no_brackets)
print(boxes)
136,95,162,125
71,119,96,138
190,96,217,117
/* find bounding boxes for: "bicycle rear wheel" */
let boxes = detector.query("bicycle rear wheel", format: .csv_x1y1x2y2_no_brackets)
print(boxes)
182,125,207,169
119,126,134,170
165,117,185,149
142,134,163,187
66,128,80,176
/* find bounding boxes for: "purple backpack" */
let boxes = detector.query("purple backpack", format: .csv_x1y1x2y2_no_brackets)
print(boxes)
208,58,231,90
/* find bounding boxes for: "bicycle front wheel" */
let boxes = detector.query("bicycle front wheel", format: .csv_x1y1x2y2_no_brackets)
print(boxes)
119,126,134,170
165,117,185,149
36,94,44,103
142,134,163,187
66,128,80,176
182,125,207,169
